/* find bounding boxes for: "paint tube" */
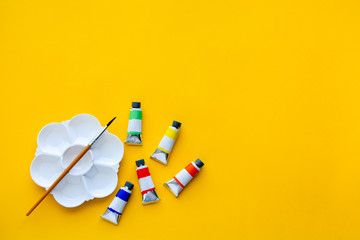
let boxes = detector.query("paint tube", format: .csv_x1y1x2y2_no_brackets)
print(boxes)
136,159,160,204
164,159,204,197
125,102,143,145
101,181,134,225
150,121,181,165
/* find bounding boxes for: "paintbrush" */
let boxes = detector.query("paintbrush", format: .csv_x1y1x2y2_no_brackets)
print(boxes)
26,117,116,216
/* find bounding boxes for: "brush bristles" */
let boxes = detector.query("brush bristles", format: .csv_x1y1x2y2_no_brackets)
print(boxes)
106,117,116,127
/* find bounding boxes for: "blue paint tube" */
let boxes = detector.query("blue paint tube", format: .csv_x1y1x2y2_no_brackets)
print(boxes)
101,181,134,225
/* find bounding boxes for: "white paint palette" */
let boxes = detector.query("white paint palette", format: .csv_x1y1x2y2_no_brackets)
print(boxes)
30,114,124,208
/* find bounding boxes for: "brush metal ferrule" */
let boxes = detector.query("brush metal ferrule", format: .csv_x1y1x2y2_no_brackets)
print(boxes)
89,126,108,146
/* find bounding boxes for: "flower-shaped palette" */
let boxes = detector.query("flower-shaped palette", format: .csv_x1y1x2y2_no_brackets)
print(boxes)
30,114,124,207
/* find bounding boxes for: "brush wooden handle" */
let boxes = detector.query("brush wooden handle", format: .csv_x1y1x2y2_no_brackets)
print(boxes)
26,144,91,216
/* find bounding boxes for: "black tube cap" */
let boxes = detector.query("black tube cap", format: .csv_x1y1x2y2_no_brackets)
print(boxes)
195,159,204,168
124,181,134,190
136,159,145,167
172,121,182,129
132,102,141,108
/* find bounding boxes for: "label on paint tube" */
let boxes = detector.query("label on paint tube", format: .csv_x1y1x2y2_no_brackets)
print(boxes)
164,161,203,197
101,186,132,225
136,165,160,204
125,107,143,145
150,126,179,165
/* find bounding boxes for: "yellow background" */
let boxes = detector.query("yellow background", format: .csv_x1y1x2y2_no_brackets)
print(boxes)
1,0,360,239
